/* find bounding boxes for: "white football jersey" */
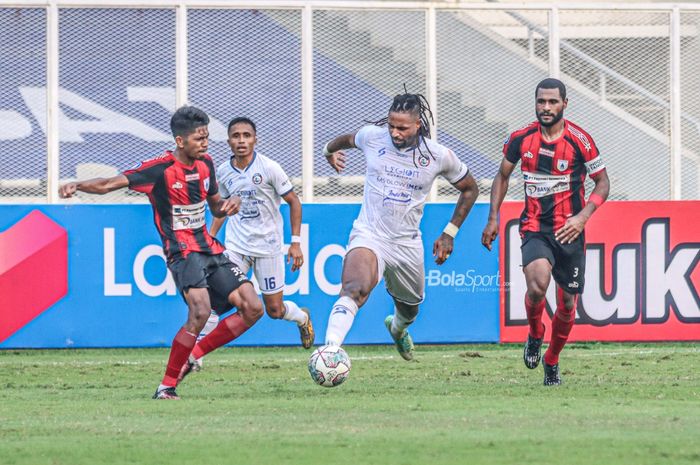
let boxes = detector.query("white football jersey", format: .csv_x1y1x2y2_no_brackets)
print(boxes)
352,125,469,244
217,151,294,257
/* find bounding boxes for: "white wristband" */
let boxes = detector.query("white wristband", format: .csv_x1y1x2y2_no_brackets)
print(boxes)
323,142,332,157
291,235,302,244
443,222,459,238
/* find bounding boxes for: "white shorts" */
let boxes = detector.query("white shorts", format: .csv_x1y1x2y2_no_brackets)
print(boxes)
223,250,285,295
346,228,425,305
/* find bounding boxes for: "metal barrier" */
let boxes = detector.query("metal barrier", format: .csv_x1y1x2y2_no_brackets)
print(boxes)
1,1,699,203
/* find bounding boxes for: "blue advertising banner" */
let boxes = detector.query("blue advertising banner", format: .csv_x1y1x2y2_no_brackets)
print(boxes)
0,204,499,348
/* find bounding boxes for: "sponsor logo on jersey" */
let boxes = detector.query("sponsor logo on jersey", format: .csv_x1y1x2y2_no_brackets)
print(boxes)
172,201,206,231
556,159,569,172
171,181,183,189
185,173,200,182
523,172,570,198
252,173,263,184
523,151,534,159
538,148,555,157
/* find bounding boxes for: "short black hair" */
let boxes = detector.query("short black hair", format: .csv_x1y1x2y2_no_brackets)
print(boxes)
536,78,567,100
227,117,257,134
170,105,209,138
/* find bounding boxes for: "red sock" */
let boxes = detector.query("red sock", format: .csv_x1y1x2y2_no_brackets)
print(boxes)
161,327,197,387
191,312,251,359
525,294,546,339
544,288,578,366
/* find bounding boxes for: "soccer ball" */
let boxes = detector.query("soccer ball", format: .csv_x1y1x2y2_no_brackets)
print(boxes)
308,345,351,387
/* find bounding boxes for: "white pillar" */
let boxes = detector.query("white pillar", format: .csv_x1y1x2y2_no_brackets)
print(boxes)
301,4,314,202
548,7,560,79
670,7,682,200
426,6,439,202
176,2,188,108
46,0,60,203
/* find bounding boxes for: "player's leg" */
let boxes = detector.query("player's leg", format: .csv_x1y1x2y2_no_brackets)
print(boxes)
383,243,423,361
324,247,381,347
543,234,585,385
193,251,253,368
521,233,555,370
188,258,262,362
255,255,315,348
154,254,213,399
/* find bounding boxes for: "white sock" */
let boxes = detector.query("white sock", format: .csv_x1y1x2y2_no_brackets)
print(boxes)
325,296,359,346
281,300,308,326
198,311,219,342
390,307,417,338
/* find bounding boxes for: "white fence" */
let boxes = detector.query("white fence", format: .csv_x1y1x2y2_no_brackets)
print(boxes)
1,1,699,203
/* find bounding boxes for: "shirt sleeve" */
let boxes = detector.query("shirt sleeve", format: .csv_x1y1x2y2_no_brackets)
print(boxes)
205,157,219,196
217,165,230,199
122,161,162,194
269,161,294,196
503,133,522,164
581,137,606,178
440,148,470,184
353,125,375,151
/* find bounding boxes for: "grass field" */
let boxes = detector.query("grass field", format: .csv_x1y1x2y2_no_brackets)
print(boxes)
1,343,699,465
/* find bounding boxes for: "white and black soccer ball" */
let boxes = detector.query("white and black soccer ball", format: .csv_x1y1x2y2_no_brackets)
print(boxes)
308,345,351,387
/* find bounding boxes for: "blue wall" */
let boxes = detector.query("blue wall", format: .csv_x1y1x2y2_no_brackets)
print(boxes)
0,204,499,348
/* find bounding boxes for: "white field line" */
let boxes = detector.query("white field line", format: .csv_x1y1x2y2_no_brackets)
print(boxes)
1,346,698,367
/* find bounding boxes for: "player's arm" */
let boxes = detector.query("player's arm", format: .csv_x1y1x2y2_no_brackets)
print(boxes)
207,192,241,218
481,158,517,251
58,175,129,198
282,190,304,272
323,133,356,174
210,215,226,237
432,172,479,265
555,169,610,244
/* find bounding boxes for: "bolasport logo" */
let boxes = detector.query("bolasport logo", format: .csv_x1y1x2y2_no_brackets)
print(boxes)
425,269,505,293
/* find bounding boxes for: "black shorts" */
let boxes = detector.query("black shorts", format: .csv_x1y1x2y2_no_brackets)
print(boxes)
521,231,585,294
168,252,250,314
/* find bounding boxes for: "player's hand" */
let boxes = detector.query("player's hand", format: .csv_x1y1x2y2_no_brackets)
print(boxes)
220,196,241,216
326,151,346,174
287,243,304,272
432,233,454,265
555,214,586,244
58,182,78,199
481,219,498,251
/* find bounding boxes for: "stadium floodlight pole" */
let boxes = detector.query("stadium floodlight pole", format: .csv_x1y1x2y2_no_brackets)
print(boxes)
670,6,682,200
175,1,188,108
426,4,439,202
46,0,60,203
548,6,560,79
301,3,314,202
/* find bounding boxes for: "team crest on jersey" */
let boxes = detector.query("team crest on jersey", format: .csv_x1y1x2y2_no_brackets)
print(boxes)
417,155,430,167
556,159,569,172
252,173,263,184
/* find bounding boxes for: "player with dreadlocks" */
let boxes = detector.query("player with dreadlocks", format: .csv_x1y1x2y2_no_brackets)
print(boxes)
321,91,479,360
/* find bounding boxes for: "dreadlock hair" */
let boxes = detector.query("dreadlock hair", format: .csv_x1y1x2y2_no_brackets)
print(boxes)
370,91,436,168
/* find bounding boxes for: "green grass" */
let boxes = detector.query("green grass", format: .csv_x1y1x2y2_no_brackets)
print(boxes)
1,343,699,465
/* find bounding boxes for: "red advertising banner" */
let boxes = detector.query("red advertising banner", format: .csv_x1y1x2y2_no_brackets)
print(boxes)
499,201,700,342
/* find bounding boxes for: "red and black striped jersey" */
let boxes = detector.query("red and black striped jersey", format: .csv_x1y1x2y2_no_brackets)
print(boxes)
503,120,606,235
123,150,226,261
